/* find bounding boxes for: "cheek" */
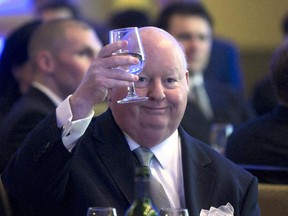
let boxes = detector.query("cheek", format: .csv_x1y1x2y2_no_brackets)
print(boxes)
201,43,211,56
65,62,88,82
170,88,188,107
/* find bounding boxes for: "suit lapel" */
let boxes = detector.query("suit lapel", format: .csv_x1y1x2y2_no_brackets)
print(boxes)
179,128,216,215
90,113,218,213
92,110,136,204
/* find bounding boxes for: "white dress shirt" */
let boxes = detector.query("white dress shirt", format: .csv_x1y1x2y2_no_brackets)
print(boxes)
56,97,185,208
125,132,185,208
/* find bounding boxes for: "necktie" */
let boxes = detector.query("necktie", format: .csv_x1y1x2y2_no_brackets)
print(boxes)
133,147,171,209
192,84,214,120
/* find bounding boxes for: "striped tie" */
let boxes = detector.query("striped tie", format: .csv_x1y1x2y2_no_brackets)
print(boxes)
133,147,171,210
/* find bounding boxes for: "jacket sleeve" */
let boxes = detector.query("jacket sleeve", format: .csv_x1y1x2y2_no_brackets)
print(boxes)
1,112,73,214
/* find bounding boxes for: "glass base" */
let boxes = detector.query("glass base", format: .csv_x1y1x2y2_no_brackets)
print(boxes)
117,96,149,104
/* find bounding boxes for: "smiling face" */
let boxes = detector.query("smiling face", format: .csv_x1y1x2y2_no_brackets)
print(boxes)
109,27,189,147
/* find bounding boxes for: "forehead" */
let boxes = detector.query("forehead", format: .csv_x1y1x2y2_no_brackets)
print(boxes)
168,15,212,35
142,33,183,69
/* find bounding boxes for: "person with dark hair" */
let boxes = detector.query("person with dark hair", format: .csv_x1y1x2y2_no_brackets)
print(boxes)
0,20,42,122
225,42,288,183
156,2,252,144
1,27,259,216
251,12,288,116
36,0,109,47
157,2,213,30
36,1,80,21
0,19,102,173
109,9,151,29
156,2,243,90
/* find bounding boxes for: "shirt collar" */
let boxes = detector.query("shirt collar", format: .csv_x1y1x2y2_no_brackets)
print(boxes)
32,81,62,106
125,130,180,170
189,73,204,89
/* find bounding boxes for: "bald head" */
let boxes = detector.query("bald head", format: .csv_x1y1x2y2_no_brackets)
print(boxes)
139,27,188,72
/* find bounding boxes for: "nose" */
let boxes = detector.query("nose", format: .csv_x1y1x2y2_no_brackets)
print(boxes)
186,38,200,53
147,79,166,101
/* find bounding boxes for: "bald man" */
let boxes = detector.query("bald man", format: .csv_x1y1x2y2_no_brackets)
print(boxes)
2,27,259,216
0,19,102,172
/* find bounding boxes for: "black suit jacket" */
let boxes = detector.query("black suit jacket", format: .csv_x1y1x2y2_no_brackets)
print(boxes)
2,109,259,216
226,105,288,169
181,79,253,144
251,75,277,116
0,87,56,172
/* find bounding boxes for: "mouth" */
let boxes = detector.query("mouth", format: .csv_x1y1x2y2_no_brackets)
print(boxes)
142,106,168,114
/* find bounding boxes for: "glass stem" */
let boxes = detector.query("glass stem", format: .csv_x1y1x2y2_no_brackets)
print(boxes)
127,82,138,97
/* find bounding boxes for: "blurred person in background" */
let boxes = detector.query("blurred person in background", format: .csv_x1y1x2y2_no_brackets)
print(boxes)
36,1,109,116
0,19,102,173
36,0,108,46
0,20,42,122
109,9,151,29
225,42,288,184
251,12,288,116
36,1,80,21
156,2,253,144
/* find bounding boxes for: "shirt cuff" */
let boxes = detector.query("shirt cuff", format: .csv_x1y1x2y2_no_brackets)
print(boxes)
56,95,94,152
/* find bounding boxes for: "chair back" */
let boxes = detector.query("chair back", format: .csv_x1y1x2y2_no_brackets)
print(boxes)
240,164,288,184
258,183,288,216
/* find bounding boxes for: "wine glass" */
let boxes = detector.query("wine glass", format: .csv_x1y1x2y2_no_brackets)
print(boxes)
159,208,189,216
209,123,233,154
109,27,148,104
86,207,117,216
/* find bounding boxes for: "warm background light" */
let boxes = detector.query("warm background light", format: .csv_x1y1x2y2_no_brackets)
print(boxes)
0,0,288,96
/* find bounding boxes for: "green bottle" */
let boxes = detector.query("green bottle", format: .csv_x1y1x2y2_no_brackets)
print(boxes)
125,166,159,216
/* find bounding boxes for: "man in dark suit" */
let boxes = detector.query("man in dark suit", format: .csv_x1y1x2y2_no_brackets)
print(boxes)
183,78,252,143
156,2,252,144
0,19,102,172
225,42,288,183
1,27,259,216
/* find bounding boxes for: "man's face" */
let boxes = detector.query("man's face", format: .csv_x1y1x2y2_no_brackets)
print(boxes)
168,14,212,74
109,28,189,147
52,27,102,99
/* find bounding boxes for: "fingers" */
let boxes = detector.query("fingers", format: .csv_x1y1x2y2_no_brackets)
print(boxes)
71,41,140,109
96,41,140,71
98,41,127,58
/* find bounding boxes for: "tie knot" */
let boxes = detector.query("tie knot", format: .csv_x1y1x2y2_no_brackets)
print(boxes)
133,147,154,167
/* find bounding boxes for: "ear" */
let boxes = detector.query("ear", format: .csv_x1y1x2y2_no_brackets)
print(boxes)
185,69,190,92
36,51,55,74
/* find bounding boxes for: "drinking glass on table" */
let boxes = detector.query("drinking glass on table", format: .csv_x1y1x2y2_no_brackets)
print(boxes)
109,27,148,104
209,123,233,154
86,207,117,216
159,208,189,216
